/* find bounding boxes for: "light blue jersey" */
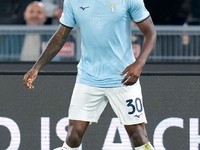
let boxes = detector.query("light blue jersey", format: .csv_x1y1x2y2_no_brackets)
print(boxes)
60,0,150,87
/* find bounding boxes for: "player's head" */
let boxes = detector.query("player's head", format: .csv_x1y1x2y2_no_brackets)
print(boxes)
24,1,46,25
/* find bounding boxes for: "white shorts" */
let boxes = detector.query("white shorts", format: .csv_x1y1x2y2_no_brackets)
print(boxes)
68,83,147,125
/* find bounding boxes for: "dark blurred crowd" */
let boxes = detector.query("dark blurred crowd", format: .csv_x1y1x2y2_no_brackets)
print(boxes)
0,0,199,62
0,0,63,25
0,0,199,25
0,1,64,61
144,0,200,25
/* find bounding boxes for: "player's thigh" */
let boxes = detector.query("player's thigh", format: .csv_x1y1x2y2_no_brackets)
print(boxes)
69,83,108,123
106,83,147,125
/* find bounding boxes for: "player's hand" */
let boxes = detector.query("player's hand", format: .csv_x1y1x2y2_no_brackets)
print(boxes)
23,69,38,89
120,61,144,86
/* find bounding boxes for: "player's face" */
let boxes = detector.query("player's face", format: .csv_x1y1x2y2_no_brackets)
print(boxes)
24,4,46,25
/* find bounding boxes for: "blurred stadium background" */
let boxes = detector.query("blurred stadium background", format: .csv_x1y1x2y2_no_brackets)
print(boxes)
1,0,200,150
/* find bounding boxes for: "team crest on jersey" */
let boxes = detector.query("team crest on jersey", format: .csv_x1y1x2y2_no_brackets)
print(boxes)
108,2,119,12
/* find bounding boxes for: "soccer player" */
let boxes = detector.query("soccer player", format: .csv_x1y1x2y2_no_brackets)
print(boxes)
23,0,157,149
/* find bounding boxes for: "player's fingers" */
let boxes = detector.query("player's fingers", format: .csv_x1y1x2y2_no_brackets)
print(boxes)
23,74,34,88
25,81,34,89
25,79,31,87
23,75,28,84
28,84,34,89
120,68,128,75
23,78,30,87
23,70,38,89
121,73,130,84
23,72,31,83
27,77,35,88
123,76,138,86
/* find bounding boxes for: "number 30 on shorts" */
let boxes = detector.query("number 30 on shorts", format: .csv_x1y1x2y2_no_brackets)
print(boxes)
126,98,143,115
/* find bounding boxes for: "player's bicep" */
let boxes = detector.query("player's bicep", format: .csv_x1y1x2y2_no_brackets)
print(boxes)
56,24,73,40
136,17,156,36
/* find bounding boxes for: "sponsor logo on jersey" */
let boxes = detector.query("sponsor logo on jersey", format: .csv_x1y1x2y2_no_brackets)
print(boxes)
80,6,89,10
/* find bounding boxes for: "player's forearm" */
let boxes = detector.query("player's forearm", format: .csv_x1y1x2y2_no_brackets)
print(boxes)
135,17,157,67
136,29,157,66
32,34,65,71
32,25,72,71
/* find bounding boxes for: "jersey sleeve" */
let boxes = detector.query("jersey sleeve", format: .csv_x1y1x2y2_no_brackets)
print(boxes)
59,0,76,27
128,0,150,23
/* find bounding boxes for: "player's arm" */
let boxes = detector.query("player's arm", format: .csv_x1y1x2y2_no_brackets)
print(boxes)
121,17,156,85
23,24,73,89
